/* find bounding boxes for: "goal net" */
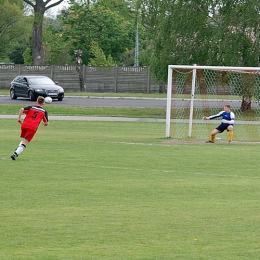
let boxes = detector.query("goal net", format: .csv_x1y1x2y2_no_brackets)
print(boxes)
166,65,260,142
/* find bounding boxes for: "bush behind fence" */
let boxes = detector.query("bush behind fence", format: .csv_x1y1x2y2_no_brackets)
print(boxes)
0,64,161,93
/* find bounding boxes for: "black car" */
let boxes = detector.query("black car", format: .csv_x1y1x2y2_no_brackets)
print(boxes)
10,75,65,101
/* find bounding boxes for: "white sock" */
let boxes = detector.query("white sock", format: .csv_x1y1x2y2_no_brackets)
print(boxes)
15,143,26,155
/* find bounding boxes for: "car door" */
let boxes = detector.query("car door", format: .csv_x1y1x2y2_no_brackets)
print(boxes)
12,77,23,95
19,77,29,96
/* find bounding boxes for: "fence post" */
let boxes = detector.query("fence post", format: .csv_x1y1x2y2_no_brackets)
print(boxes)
50,65,54,79
114,66,118,93
83,65,86,91
18,64,21,75
147,67,151,94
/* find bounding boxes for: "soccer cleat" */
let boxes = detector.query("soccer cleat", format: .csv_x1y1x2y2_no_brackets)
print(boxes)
228,141,232,144
11,153,18,160
205,140,214,143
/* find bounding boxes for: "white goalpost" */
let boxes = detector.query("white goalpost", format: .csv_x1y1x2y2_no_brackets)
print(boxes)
166,64,260,142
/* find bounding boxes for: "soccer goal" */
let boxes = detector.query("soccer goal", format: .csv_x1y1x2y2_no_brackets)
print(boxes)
166,65,260,142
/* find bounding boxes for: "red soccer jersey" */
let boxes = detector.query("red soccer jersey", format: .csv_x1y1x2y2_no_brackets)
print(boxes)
22,106,48,131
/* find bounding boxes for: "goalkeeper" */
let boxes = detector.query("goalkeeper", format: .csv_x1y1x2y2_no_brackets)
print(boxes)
203,105,235,143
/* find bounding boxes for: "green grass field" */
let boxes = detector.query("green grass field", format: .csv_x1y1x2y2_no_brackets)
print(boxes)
1,119,260,259
0,104,167,119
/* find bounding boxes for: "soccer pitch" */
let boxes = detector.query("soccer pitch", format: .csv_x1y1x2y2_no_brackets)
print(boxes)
1,119,260,260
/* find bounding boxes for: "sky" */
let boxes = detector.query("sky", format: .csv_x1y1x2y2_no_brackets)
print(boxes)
47,0,70,15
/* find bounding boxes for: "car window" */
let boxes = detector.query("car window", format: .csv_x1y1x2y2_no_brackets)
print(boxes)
28,77,54,85
14,77,21,83
20,78,27,84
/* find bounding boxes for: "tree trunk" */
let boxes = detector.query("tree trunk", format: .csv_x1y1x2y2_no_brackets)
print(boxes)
75,50,84,92
33,12,45,65
32,0,45,65
240,95,252,111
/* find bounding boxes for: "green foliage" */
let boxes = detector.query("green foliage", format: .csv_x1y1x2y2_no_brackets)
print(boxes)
6,13,33,64
0,0,23,7
98,0,136,21
23,47,33,64
0,1,24,60
8,43,26,64
89,41,116,66
61,2,134,65
43,18,73,65
96,0,140,65
139,0,260,81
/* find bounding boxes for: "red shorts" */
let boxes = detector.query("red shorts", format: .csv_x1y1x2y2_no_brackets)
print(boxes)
20,127,36,142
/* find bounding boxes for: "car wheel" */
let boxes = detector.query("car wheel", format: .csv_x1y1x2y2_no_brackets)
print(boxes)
29,91,36,101
58,97,63,101
10,89,17,99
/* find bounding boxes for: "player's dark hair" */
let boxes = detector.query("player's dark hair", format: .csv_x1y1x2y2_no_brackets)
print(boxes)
37,96,45,105
225,105,231,109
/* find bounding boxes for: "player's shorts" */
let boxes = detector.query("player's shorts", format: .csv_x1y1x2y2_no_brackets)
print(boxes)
20,127,36,142
216,124,231,133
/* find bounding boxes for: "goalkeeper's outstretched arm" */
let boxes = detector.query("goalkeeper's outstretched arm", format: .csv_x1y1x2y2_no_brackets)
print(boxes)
221,118,235,124
203,111,225,121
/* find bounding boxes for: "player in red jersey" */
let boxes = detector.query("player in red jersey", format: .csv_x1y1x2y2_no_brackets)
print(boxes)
11,96,49,160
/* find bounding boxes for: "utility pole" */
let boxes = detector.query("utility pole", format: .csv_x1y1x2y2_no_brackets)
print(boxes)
134,22,139,67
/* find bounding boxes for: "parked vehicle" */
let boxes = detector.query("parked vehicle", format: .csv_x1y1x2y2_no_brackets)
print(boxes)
10,75,65,101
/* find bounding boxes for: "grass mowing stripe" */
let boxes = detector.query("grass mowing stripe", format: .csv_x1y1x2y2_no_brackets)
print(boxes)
5,158,260,179
0,104,167,118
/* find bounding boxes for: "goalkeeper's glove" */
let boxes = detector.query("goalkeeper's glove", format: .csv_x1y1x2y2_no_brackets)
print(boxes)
203,116,209,120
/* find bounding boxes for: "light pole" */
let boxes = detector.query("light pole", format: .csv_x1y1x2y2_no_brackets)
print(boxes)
134,21,139,67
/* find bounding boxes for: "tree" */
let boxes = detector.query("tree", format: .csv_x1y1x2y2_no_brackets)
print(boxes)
138,0,260,109
138,0,260,81
97,0,139,65
8,42,26,64
0,1,24,61
98,0,136,21
212,0,260,110
43,17,73,65
89,41,116,66
43,0,139,65
61,1,134,65
23,0,65,65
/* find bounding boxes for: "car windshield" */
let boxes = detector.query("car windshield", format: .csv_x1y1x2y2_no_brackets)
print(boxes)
28,77,54,85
